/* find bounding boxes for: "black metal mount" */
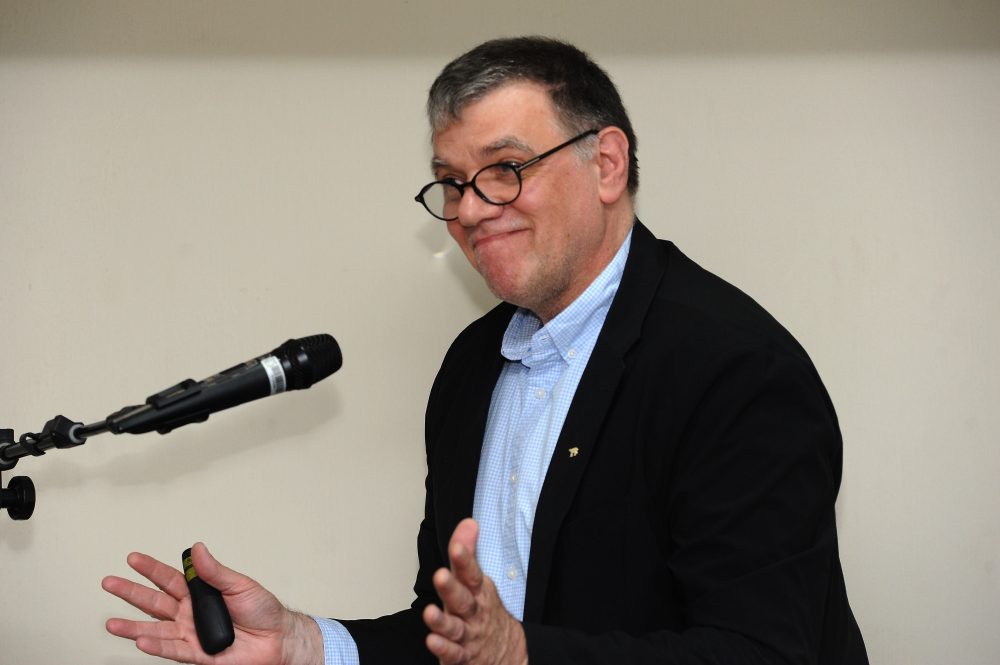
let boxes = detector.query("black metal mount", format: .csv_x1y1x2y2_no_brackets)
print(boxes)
1,416,103,521
1,428,35,520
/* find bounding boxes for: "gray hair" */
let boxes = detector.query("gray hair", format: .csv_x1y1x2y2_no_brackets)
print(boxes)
427,36,639,195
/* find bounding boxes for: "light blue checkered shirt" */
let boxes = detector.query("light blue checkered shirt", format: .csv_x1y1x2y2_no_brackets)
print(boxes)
315,231,632,663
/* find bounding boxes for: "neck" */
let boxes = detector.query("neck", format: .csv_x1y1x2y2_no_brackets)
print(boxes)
533,207,634,324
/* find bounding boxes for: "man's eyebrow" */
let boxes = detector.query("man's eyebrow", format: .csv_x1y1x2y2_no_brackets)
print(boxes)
481,135,534,157
430,136,536,173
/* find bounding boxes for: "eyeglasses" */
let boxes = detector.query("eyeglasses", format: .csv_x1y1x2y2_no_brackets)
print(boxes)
414,129,600,221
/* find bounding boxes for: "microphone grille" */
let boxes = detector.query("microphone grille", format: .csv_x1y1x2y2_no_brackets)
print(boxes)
278,334,342,388
300,334,342,382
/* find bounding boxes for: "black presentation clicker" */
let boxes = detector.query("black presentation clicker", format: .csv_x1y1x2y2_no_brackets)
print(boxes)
182,548,236,655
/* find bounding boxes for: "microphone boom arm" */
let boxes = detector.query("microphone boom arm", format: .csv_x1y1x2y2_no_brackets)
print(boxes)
1,333,341,521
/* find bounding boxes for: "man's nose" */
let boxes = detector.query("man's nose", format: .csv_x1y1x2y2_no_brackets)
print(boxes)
455,186,503,227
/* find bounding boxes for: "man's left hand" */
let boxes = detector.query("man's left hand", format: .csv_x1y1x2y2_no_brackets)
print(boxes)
422,518,528,665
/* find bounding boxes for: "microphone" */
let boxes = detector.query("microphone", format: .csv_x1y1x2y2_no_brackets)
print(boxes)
105,334,342,435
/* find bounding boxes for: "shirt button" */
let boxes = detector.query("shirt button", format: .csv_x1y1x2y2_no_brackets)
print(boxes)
535,388,545,399
510,473,518,484
567,348,576,358
507,567,518,580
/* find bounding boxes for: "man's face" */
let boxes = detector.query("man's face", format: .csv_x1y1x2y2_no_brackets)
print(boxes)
431,82,617,322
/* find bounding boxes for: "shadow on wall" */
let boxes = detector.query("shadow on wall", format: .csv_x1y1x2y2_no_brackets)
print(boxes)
0,383,341,551
1,0,998,58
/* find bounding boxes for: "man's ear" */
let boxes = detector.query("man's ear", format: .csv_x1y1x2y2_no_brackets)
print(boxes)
595,127,630,205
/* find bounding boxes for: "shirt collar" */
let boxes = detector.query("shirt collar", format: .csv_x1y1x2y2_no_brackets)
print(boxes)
501,229,633,364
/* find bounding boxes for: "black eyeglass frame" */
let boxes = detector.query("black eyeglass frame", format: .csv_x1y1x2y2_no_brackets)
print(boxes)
414,128,601,221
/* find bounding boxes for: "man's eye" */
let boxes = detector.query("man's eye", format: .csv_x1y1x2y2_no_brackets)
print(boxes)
441,176,464,187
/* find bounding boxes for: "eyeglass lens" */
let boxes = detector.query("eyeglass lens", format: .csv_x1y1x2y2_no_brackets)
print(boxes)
421,164,521,221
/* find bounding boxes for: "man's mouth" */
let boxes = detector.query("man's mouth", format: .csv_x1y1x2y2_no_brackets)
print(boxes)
470,225,527,250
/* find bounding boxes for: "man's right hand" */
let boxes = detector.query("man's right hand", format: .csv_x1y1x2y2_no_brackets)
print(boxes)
102,542,324,665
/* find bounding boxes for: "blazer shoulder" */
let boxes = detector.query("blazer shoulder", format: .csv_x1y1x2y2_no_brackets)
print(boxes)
651,241,812,363
437,301,515,371
425,301,513,439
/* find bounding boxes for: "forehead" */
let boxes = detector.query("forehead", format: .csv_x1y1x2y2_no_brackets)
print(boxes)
431,82,563,162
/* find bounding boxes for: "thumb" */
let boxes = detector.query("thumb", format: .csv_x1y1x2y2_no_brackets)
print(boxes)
187,542,291,636
189,542,245,595
451,518,479,559
448,518,483,592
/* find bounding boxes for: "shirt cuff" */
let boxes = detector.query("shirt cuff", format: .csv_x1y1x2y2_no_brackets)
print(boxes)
311,616,361,665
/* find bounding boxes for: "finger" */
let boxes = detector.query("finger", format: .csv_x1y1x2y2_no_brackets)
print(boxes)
134,635,203,664
126,552,190,602
433,567,477,619
102,575,181,621
422,603,465,643
105,616,183,642
447,519,484,595
107,618,205,664
425,632,465,665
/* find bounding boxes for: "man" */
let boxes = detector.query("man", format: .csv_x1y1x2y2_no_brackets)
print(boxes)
103,37,868,665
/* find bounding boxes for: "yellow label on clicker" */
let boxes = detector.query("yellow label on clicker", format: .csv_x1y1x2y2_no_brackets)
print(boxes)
183,555,198,582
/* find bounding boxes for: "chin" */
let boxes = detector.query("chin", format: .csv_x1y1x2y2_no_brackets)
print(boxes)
481,278,525,307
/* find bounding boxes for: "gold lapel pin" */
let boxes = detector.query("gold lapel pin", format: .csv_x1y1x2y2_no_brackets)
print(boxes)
568,447,580,458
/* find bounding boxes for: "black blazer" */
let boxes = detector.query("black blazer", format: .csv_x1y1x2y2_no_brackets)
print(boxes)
342,221,867,664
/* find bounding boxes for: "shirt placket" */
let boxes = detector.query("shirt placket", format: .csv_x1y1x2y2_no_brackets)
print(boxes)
506,336,562,600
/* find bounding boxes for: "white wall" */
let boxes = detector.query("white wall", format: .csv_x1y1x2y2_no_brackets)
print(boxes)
1,2,998,663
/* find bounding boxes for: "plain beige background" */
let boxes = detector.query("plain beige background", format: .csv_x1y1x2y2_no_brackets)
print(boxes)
2,2,998,663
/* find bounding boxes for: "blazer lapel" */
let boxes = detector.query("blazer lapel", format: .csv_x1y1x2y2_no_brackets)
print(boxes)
522,221,667,621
